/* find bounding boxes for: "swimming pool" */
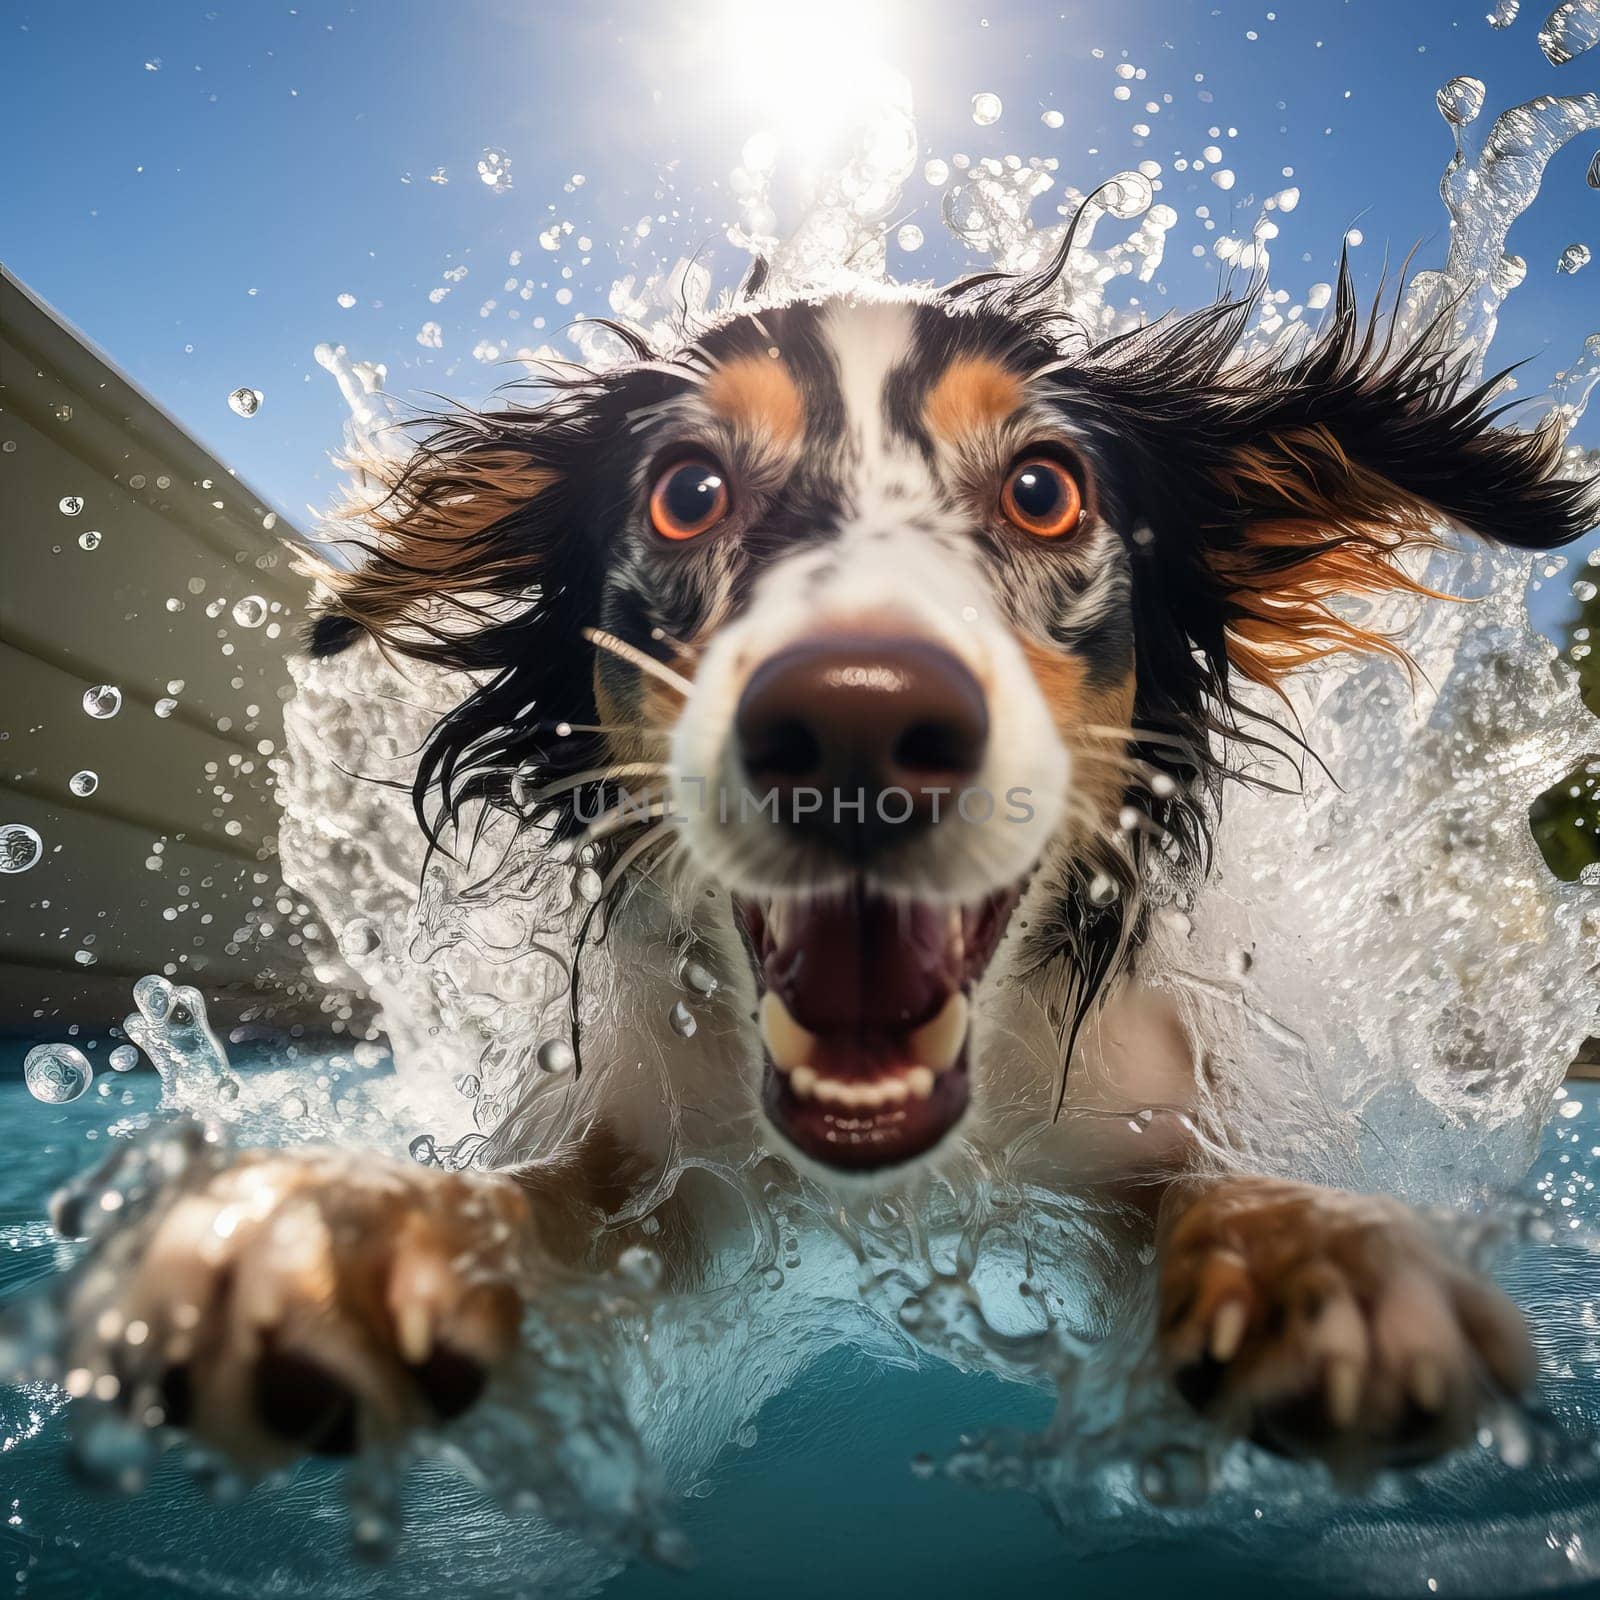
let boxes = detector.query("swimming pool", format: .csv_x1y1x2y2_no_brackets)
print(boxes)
5,1064,1600,1599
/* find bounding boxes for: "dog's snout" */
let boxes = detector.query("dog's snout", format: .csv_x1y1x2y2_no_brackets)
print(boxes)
734,635,988,857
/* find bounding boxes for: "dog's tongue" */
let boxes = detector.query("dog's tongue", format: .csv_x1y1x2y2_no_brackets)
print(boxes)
760,894,959,1033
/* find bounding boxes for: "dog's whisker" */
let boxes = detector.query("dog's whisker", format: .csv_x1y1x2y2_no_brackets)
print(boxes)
582,627,694,699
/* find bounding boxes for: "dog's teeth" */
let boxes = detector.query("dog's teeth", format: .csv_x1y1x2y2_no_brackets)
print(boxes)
789,1064,817,1099
907,992,969,1072
759,991,816,1070
905,1066,935,1100
946,907,965,963
765,898,789,948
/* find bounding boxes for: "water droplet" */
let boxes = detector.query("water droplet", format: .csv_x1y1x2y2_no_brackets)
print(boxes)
58,495,84,516
617,1244,663,1290
82,684,122,719
970,92,1002,126
1436,75,1486,127
454,1072,482,1099
1098,169,1154,218
1087,872,1120,907
1041,108,1065,129
680,960,717,997
668,1000,697,1038
68,770,98,797
279,1091,308,1120
477,147,513,193
77,529,102,551
535,1038,575,1074
1538,0,1600,64
153,697,178,719
25,1042,93,1103
109,1044,140,1071
408,1133,437,1165
575,866,603,903
338,918,381,958
923,158,950,185
0,823,43,873
336,292,357,309
227,387,262,418
231,595,267,628
1558,243,1592,276
896,223,924,251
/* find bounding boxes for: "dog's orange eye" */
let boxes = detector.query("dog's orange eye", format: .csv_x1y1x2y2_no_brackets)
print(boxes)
1000,457,1083,539
650,458,729,541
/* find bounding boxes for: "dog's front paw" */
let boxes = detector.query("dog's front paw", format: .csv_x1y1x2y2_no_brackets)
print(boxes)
1157,1175,1534,1473
61,1148,533,1463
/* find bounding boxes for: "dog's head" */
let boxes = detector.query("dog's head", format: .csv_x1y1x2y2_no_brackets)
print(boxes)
312,264,1596,1179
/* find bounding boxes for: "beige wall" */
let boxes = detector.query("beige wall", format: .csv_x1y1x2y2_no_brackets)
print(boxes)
1,266,339,1037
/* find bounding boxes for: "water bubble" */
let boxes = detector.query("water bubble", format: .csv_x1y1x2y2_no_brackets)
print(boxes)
923,158,950,186
25,1042,93,1104
336,292,357,309
1574,580,1598,603
58,495,84,516
1558,243,1591,275
279,1091,308,1120
477,147,513,193
68,770,98,797
1436,75,1486,127
1041,109,1065,129
536,1038,575,1074
227,387,262,417
575,866,603,903
108,1044,140,1072
0,823,43,873
338,918,381,958
231,595,267,628
408,1133,437,1166
896,223,924,251
82,684,122,719
970,92,1002,126
668,1000,698,1038
77,529,102,551
454,1072,482,1099
153,698,177,718
910,1453,937,1479
1488,0,1521,24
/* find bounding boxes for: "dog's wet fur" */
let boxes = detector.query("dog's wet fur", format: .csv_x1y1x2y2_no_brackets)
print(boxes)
82,240,1600,1472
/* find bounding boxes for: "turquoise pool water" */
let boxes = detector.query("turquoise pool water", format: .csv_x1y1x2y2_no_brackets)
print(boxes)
4,1068,1600,1599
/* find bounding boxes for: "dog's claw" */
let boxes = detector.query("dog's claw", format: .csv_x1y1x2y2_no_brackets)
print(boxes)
60,1149,533,1465
1158,1176,1533,1471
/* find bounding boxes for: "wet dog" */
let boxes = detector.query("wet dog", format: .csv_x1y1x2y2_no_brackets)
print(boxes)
71,246,1599,1474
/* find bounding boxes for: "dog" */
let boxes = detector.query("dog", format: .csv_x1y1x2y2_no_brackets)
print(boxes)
62,242,1598,1479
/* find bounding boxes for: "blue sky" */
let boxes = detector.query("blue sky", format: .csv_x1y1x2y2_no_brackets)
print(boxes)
3,0,1596,628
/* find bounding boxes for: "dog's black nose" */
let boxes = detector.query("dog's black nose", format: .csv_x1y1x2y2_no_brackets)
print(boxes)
734,634,989,858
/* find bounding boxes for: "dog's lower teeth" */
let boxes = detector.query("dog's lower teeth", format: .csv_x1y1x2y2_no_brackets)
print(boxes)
790,1064,818,1099
907,992,969,1073
759,991,816,1069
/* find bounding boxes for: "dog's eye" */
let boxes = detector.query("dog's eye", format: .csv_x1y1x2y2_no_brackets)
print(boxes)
1000,456,1083,539
650,458,729,541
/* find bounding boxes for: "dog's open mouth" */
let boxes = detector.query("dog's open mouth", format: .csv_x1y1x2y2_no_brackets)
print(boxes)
736,884,1022,1172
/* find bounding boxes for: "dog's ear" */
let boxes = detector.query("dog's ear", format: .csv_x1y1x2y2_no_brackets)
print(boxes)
306,413,592,671
1084,265,1598,689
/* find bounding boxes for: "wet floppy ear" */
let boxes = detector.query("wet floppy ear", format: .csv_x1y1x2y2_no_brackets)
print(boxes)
1120,272,1599,688
305,418,579,670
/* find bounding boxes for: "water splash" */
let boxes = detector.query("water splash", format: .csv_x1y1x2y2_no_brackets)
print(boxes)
10,49,1600,1588
1539,0,1600,63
